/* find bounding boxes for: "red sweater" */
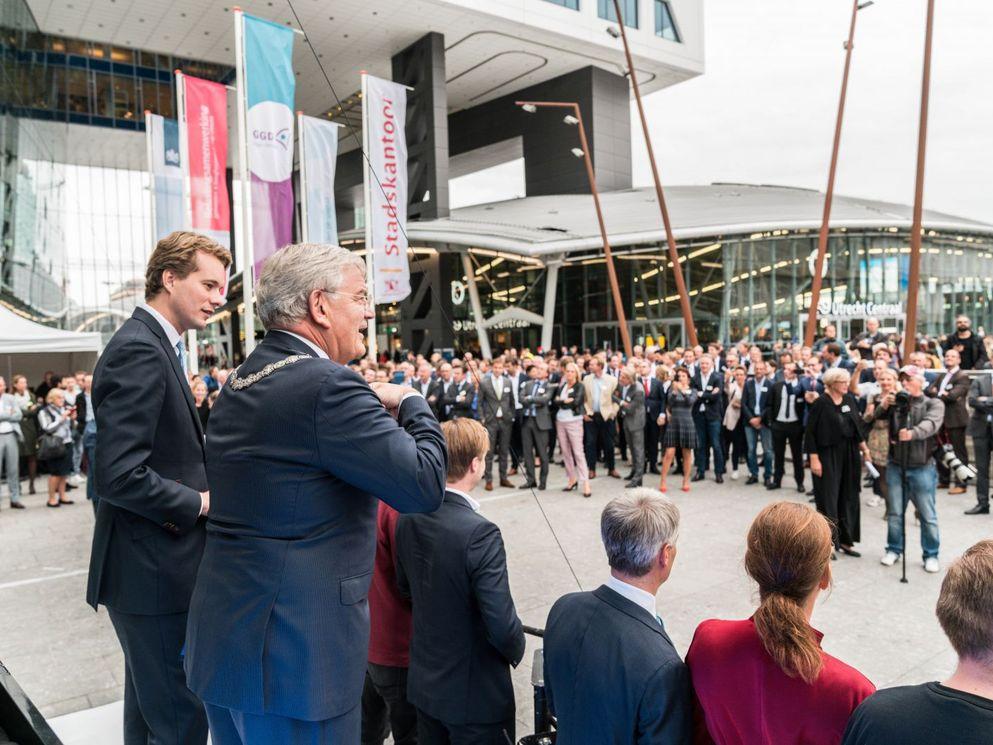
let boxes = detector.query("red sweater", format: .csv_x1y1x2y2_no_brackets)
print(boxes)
687,618,875,745
367,502,412,667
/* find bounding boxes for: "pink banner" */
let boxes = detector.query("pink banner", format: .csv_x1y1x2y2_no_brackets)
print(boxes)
183,76,230,241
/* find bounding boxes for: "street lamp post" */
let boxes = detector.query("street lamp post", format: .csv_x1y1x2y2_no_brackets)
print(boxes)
902,0,935,362
517,100,633,358
803,0,875,347
608,0,697,348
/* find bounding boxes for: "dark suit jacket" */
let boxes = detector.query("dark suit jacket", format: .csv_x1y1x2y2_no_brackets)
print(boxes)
554,381,585,417
768,378,806,427
478,374,516,426
926,369,970,429
645,378,665,421
521,378,554,431
445,379,476,420
87,306,206,614
74,392,89,436
691,370,724,422
967,374,993,437
741,377,774,426
544,585,691,744
184,331,447,722
396,490,525,725
412,378,442,418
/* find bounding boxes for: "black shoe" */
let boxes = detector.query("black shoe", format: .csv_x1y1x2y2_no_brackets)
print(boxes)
839,546,862,557
745,475,759,485
715,475,724,484
538,483,546,491
796,484,805,493
522,481,538,489
66,483,78,491
806,488,816,496
624,472,635,481
763,478,773,488
691,472,705,482
10,502,25,510
649,466,661,475
766,482,781,490
625,479,643,489
563,482,578,492
965,503,990,515
808,496,816,503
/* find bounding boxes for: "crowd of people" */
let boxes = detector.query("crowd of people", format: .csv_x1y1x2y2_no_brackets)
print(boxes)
4,228,992,745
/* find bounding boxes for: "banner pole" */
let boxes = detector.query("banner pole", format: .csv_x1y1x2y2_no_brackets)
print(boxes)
144,110,157,247
233,8,257,357
298,111,309,243
361,71,378,361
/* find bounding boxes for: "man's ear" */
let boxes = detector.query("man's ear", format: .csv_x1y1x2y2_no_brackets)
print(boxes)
309,290,333,329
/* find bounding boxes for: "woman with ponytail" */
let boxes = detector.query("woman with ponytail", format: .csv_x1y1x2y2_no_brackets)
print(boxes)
686,502,875,744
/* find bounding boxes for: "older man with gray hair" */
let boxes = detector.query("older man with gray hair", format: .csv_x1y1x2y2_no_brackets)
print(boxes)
543,489,691,744
184,243,448,745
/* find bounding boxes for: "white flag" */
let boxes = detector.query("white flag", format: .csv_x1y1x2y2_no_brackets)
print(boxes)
299,114,340,244
363,74,410,304
146,113,184,241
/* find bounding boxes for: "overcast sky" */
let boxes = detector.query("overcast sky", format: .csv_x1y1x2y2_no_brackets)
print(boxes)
634,0,993,225
453,0,993,224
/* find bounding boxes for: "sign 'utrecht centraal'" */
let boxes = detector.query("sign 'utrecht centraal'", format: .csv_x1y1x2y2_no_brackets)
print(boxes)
242,13,296,274
817,300,904,317
363,73,410,304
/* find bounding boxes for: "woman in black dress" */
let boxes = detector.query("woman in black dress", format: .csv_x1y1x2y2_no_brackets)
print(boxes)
805,367,872,558
660,367,699,493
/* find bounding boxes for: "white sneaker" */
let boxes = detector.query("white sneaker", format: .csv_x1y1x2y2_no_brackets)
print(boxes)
880,551,900,567
731,470,739,481
924,558,940,574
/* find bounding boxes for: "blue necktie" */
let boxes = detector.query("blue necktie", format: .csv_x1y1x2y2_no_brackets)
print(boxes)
175,339,188,375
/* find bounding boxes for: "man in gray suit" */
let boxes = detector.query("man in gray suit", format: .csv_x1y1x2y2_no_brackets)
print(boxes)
478,357,516,491
0,376,24,509
520,361,554,490
616,367,646,488
966,372,993,515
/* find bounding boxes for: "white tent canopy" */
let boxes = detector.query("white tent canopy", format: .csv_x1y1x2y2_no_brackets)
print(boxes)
0,303,102,384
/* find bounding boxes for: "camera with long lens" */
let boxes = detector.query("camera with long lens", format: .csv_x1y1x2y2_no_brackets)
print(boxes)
941,444,977,483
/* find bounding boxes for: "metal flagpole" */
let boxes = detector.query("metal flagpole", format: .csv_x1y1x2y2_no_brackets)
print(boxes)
803,0,873,348
173,74,199,374
902,0,935,362
610,0,696,348
233,7,257,356
361,71,378,360
298,111,308,243
144,109,157,247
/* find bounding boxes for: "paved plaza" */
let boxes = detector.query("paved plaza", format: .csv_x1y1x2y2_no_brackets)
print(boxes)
1,463,991,742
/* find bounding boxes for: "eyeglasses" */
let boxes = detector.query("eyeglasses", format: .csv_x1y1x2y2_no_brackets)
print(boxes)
322,290,373,309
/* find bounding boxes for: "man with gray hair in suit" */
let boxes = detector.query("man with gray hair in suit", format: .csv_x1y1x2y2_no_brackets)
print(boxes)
0,376,24,509
616,367,646,488
543,489,691,744
185,243,447,744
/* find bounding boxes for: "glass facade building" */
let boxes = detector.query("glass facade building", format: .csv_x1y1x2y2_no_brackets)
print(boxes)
0,6,232,342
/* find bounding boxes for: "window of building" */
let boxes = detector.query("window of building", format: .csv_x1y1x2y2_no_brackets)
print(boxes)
112,76,136,120
93,72,113,117
542,0,580,9
598,0,637,28
63,68,89,113
110,47,134,63
654,0,681,41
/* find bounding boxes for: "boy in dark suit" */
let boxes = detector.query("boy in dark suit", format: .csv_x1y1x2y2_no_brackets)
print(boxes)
397,418,525,744
543,489,690,744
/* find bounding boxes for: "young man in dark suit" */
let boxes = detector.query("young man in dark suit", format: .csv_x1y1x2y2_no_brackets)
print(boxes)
445,364,476,420
520,361,554,489
88,231,230,745
742,359,774,486
691,354,726,483
478,358,516,490
768,361,806,492
396,418,525,744
543,489,690,744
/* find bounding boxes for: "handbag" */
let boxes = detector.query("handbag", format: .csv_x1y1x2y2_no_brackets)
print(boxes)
37,408,67,460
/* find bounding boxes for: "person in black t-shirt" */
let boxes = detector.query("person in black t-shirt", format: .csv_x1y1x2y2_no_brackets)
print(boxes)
842,539,993,744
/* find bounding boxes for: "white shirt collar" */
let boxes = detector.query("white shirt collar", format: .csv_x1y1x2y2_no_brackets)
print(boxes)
606,575,657,620
446,486,480,512
272,329,329,360
139,303,182,348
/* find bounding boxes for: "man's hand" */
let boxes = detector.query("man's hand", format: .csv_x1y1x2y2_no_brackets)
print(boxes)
898,428,913,442
810,456,822,478
200,491,210,516
749,416,762,429
583,414,592,422
371,382,409,411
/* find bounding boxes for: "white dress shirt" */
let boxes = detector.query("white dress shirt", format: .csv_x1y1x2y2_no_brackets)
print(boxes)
939,367,959,394
275,329,329,359
139,302,183,349
607,575,658,621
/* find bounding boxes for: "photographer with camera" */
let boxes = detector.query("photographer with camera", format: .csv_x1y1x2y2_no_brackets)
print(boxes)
872,366,945,573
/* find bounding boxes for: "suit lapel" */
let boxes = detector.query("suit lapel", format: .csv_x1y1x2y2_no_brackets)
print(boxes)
594,585,674,647
132,307,204,443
